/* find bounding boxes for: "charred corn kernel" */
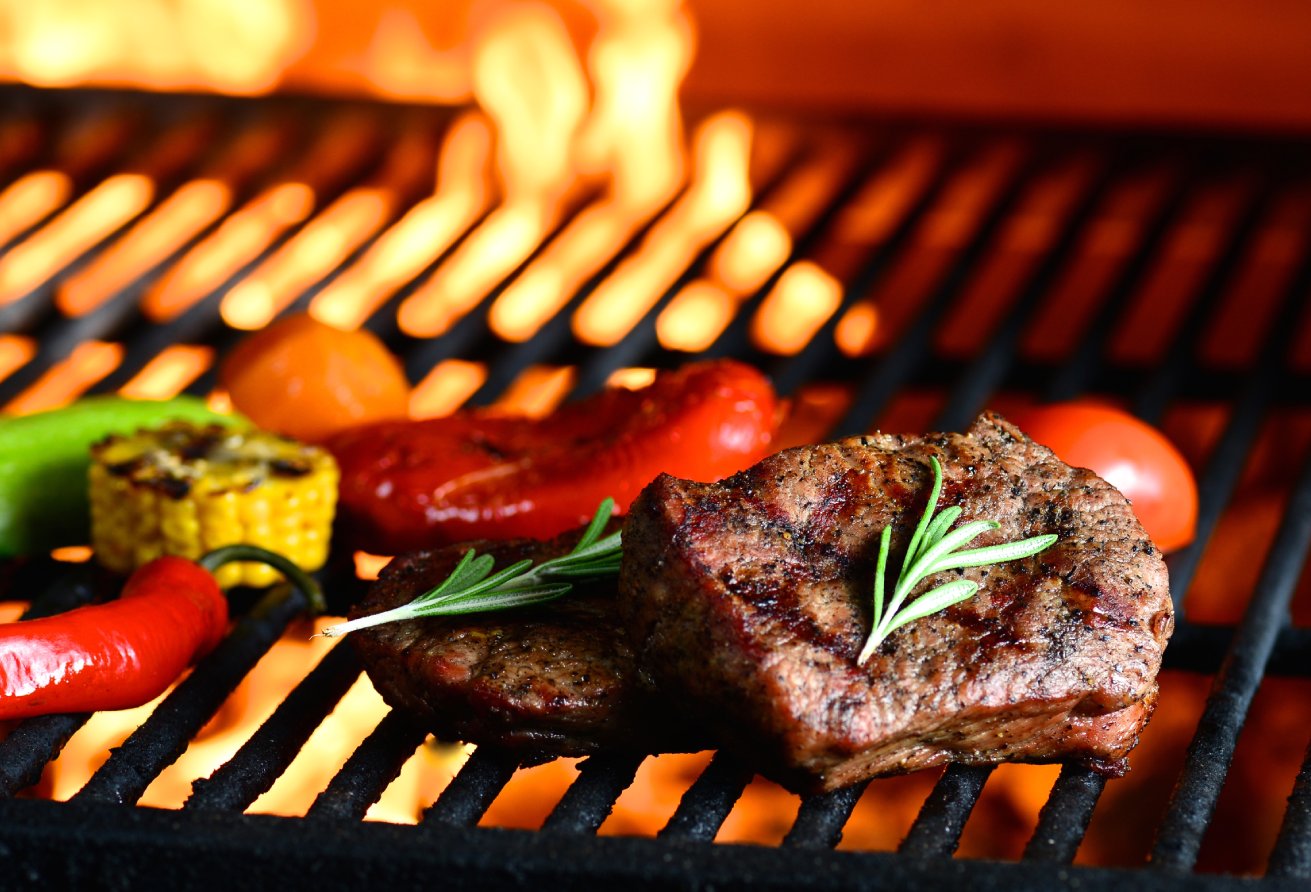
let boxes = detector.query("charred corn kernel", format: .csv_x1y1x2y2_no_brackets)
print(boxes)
89,422,338,588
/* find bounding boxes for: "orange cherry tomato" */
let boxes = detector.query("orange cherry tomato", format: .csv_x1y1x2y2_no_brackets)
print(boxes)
219,314,411,443
1010,401,1198,552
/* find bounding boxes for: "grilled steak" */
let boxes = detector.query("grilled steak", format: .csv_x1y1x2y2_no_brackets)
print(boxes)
619,412,1173,793
350,530,700,757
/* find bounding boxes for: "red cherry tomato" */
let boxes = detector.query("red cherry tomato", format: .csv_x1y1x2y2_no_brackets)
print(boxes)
327,360,780,553
1010,401,1198,552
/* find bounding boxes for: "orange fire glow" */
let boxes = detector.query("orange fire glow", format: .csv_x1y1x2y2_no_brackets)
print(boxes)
143,182,315,321
3,340,122,415
117,345,214,400
0,0,311,94
492,364,576,417
35,618,467,822
0,335,36,386
0,174,153,306
59,179,232,317
311,113,493,331
408,359,487,420
752,260,843,355
711,210,793,293
0,171,72,250
574,110,754,346
221,188,393,330
656,280,736,352
399,202,551,338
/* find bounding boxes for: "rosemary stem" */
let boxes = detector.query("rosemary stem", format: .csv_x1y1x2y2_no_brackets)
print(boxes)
319,605,414,638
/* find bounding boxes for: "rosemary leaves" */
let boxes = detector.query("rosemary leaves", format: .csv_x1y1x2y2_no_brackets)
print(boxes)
856,456,1057,665
320,499,622,638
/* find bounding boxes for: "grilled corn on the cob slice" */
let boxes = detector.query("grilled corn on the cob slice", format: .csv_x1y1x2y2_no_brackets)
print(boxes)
89,422,338,588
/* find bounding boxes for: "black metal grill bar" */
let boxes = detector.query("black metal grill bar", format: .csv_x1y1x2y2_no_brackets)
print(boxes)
39,107,391,392
0,104,144,260
1268,741,1311,877
4,796,1301,892
541,752,644,834
0,109,238,337
388,183,617,392
1131,175,1273,426
77,154,331,391
1150,436,1311,872
0,713,88,798
768,139,960,400
1166,624,1311,676
366,200,497,374
184,643,363,813
71,584,307,806
1,87,1310,888
0,110,114,253
140,124,405,399
304,710,429,822
1163,248,1311,615
657,750,754,842
472,130,818,405
831,143,1039,437
682,136,893,369
388,111,771,401
1042,167,1194,403
833,152,1294,865
782,782,868,849
898,764,995,858
0,564,100,797
931,156,1114,431
0,113,43,210
421,747,518,829
398,129,1311,860
0,108,317,380
1023,765,1108,863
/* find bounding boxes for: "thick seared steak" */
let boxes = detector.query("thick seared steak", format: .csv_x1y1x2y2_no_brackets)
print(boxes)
351,531,699,757
619,412,1173,793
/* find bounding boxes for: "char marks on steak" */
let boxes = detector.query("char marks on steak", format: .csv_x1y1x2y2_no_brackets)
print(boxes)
351,530,700,758
619,412,1173,793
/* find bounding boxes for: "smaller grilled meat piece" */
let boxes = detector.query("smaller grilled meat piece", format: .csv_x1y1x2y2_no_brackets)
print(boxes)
350,529,700,757
620,412,1173,793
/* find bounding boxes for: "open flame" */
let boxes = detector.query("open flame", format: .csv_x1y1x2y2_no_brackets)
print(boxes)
0,0,310,93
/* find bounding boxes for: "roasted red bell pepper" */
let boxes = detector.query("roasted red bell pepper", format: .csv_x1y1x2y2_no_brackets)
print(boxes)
327,359,781,553
0,546,323,721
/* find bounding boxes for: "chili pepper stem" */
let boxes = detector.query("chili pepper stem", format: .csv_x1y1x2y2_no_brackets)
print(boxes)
198,544,326,615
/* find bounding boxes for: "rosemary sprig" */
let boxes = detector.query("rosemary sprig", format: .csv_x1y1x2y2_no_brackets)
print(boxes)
319,499,622,638
856,457,1057,665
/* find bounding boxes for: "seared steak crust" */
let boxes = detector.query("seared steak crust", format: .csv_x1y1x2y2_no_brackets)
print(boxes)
351,530,698,757
619,412,1173,793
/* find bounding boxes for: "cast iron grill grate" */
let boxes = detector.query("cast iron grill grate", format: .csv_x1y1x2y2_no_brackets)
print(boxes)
0,85,1310,889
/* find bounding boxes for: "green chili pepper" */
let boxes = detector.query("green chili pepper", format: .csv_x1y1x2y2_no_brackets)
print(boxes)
0,395,243,557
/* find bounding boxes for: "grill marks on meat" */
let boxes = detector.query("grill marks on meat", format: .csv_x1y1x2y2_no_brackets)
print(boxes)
619,412,1173,793
350,532,699,757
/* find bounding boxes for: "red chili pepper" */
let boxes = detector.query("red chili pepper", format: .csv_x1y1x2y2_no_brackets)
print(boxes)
0,546,323,721
327,359,781,553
